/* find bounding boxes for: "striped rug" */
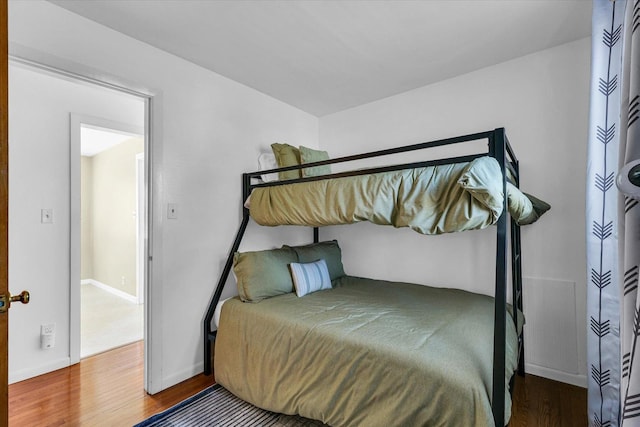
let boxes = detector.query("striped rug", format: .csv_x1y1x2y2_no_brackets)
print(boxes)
134,384,327,426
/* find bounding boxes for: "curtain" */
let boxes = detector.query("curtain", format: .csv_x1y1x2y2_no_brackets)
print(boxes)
620,0,640,424
588,1,625,426
589,1,640,426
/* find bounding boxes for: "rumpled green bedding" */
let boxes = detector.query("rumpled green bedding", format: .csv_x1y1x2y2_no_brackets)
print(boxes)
249,156,545,234
214,276,519,427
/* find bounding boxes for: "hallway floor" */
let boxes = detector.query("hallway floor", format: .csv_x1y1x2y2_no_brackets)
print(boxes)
81,282,143,358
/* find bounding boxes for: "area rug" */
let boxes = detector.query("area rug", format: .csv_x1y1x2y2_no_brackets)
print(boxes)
134,383,327,426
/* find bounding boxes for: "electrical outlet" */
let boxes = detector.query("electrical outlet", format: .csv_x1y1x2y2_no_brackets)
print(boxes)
41,323,55,350
41,323,55,335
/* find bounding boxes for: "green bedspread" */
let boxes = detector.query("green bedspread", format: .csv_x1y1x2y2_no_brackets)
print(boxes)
214,276,518,426
249,156,543,234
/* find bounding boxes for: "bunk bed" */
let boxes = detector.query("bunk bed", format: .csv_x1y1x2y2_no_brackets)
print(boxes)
203,128,545,427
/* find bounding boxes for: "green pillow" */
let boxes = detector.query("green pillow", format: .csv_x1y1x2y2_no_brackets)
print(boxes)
286,240,345,281
271,143,301,180
299,145,331,177
524,192,551,217
233,247,299,302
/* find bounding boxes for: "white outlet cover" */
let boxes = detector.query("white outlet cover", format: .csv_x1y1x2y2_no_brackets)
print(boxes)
41,333,55,350
41,323,55,335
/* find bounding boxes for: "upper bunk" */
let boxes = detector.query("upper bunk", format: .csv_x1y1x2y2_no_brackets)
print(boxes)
242,128,548,233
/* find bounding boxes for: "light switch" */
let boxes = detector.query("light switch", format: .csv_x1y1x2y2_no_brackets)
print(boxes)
41,209,53,224
167,203,178,219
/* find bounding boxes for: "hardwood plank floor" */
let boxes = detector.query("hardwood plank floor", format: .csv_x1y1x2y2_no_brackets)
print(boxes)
511,373,587,427
8,341,214,426
9,342,586,426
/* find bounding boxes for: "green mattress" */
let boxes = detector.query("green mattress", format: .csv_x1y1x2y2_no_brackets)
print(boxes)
249,156,545,235
214,276,519,426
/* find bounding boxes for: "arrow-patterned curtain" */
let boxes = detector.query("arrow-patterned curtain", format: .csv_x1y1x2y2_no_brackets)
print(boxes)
588,1,625,426
589,1,640,426
620,0,640,425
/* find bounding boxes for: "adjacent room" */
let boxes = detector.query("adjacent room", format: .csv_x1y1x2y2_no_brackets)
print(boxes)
80,124,145,358
2,0,630,426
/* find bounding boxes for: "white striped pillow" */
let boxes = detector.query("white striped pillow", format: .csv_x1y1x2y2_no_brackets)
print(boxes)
289,259,332,297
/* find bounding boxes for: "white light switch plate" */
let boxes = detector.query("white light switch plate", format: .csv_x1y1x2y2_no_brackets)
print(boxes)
41,209,53,224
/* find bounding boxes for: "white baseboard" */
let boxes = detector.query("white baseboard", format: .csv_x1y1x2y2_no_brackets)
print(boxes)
9,357,71,384
525,363,587,388
82,279,139,304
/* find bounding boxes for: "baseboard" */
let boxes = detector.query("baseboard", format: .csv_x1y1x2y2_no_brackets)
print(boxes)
161,362,205,392
82,279,138,304
525,363,587,388
9,357,71,384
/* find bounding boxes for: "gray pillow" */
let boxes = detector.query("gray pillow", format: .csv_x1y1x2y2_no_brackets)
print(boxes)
524,192,551,217
233,247,299,302
285,240,345,281
299,145,331,177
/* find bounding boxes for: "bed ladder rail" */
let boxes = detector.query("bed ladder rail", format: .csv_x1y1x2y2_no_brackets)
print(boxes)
511,217,525,377
203,212,249,375
490,127,524,426
507,149,525,378
203,174,252,376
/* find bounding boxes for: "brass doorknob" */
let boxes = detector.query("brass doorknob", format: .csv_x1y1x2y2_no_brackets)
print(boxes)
0,290,30,313
10,290,29,304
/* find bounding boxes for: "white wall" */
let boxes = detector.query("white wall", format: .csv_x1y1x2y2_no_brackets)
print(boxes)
80,156,93,280
86,137,144,296
9,0,318,390
8,64,145,382
318,38,590,387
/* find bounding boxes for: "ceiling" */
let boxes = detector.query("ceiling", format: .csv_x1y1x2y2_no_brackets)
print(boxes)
50,0,592,117
81,125,142,157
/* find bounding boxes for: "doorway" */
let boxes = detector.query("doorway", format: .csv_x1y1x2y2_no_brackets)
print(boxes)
8,59,156,392
78,123,145,358
69,112,147,365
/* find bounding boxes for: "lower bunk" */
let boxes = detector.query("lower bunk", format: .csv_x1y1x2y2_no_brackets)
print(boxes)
215,274,520,427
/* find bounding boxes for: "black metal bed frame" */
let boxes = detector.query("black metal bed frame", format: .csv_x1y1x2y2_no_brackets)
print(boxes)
203,127,524,427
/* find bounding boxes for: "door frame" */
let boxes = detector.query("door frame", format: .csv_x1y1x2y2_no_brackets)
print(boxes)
7,54,164,394
1,0,9,423
70,115,145,364
136,152,145,305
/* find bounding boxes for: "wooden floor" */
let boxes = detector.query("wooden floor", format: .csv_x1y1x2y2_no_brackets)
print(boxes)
9,341,586,426
8,341,214,426
511,373,586,426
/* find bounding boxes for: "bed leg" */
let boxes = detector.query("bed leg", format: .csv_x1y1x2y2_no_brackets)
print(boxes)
518,333,526,377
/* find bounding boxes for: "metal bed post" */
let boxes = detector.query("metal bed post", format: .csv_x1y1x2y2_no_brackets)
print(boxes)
491,128,508,427
203,174,251,375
